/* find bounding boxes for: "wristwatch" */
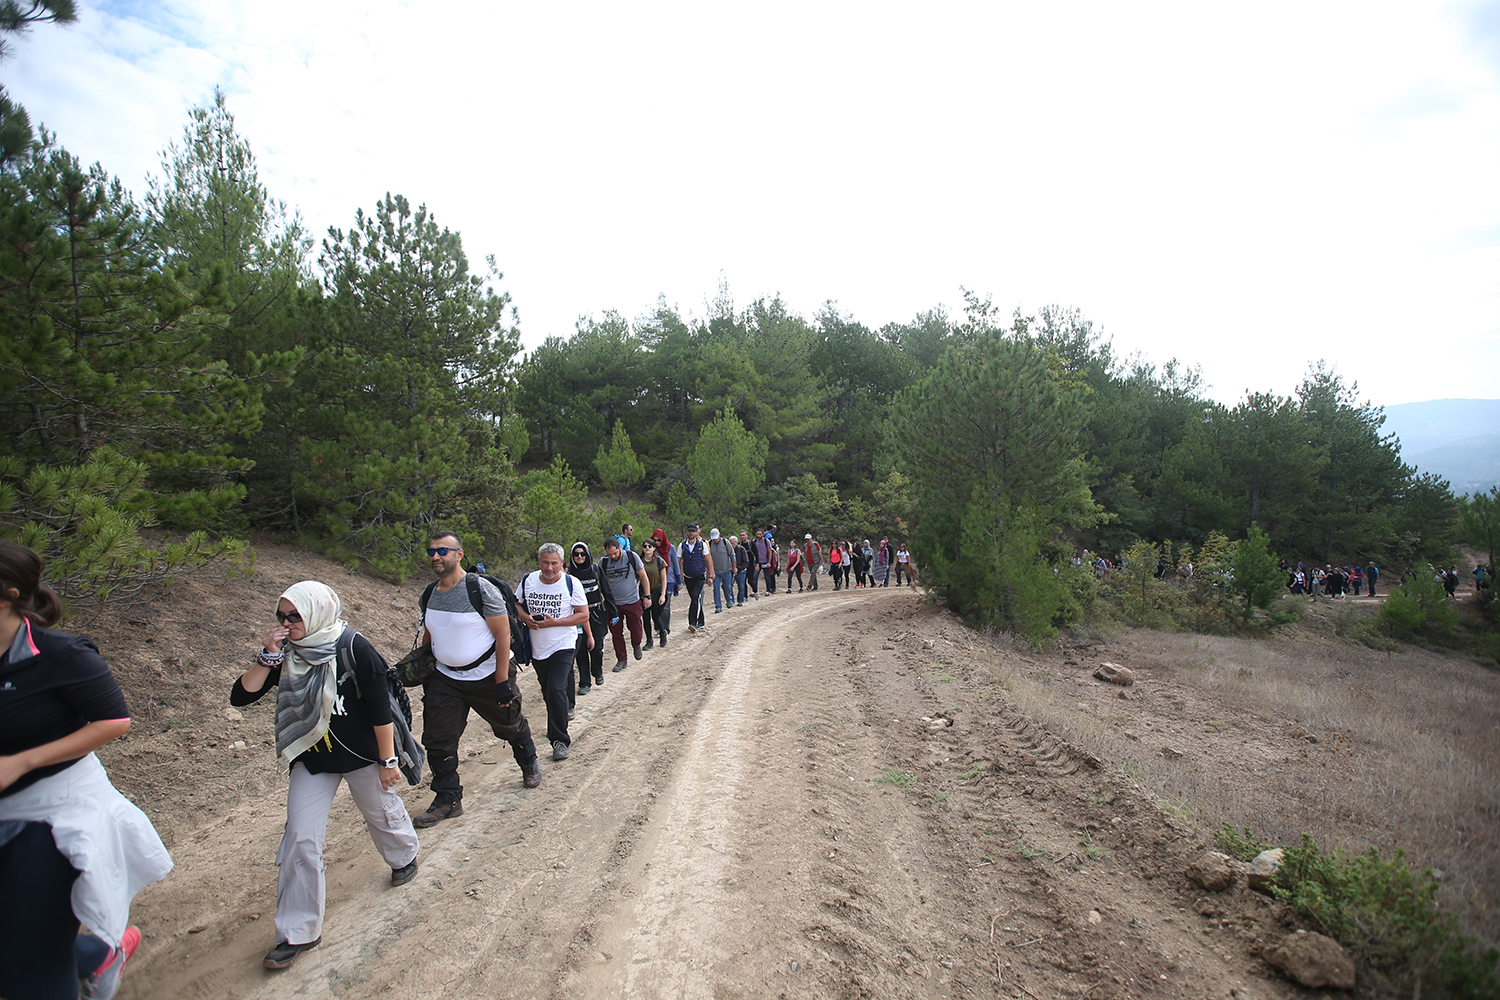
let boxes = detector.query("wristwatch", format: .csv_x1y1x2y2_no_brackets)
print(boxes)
380,756,399,769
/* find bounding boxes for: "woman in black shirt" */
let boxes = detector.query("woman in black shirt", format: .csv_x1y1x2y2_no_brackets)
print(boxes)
233,580,419,970
0,541,171,1000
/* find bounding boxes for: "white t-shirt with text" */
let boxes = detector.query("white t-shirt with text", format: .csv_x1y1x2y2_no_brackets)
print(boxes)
517,572,588,661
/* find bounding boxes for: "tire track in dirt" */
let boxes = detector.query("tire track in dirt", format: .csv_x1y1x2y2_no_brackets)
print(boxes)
557,594,866,997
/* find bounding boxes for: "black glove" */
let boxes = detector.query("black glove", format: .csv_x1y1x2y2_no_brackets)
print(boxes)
495,678,519,704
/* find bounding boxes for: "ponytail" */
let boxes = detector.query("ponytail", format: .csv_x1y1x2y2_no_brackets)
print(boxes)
0,540,64,628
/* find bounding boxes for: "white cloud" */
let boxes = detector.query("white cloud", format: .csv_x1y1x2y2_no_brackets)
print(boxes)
4,0,1496,407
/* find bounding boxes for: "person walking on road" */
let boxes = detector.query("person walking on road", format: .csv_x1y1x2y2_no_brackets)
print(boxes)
0,541,173,994
598,537,652,672
517,544,590,762
233,580,419,970
734,532,751,605
708,528,736,614
786,544,804,592
568,543,605,696
649,528,679,645
754,529,776,594
895,543,914,587
803,534,822,591
678,524,711,631
416,531,541,826
640,540,669,649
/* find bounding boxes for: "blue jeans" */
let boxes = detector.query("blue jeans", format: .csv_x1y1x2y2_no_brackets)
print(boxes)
713,572,734,611
735,569,748,603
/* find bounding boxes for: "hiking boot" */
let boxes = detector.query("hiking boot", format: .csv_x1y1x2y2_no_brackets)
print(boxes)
553,741,570,761
658,633,668,646
412,799,463,829
577,684,591,695
80,926,141,999
643,637,654,649
391,860,419,887
633,643,643,660
523,763,542,788
594,674,604,686
263,937,321,970
568,706,575,720
612,659,627,672
713,607,721,613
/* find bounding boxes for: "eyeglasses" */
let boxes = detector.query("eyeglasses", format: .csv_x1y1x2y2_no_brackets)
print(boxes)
275,609,303,624
426,547,458,557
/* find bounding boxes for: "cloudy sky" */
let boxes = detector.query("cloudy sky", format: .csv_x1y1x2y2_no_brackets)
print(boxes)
5,1,1498,408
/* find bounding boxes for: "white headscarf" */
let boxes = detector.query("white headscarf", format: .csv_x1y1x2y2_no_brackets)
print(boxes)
273,581,349,764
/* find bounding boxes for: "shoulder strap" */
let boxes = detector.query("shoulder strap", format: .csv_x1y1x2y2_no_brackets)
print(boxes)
420,581,437,613
464,573,484,615
336,627,359,693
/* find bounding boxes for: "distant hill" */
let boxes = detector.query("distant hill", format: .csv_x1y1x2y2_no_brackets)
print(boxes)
1381,399,1500,495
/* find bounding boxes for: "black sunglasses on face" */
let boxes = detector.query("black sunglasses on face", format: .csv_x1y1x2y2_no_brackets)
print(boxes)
276,609,303,624
427,547,457,557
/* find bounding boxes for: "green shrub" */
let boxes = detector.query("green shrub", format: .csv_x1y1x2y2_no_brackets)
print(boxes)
1213,824,1272,862
1380,571,1460,641
1275,834,1500,998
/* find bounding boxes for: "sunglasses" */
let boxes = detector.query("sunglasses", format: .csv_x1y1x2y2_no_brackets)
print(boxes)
275,609,303,624
426,546,458,557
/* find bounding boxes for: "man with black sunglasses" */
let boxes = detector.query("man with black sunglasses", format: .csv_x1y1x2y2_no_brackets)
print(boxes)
414,531,541,828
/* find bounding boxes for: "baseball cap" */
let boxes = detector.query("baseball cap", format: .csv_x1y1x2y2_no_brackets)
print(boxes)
709,528,720,539
686,522,699,531
804,533,812,539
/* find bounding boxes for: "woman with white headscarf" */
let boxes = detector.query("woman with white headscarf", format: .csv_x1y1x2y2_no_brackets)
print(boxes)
232,581,419,971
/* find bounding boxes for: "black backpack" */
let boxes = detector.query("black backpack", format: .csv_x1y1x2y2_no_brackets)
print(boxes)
421,572,534,666
334,629,426,786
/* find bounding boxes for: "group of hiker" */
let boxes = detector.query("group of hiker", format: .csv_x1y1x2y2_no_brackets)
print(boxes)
0,522,920,993
1285,562,1377,599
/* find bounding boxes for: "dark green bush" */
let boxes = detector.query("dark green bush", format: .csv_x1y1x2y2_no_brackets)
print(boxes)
1274,834,1500,998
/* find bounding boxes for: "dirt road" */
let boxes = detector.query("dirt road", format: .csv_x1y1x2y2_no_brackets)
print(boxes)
117,583,1298,1000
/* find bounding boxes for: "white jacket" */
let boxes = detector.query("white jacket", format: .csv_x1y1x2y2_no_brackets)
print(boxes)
0,753,173,948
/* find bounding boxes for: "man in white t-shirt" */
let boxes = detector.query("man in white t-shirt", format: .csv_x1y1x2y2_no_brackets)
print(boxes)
416,530,539,828
516,543,590,762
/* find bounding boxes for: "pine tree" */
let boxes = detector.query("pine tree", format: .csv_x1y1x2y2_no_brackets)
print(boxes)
890,312,1100,642
295,194,520,577
689,408,768,524
594,419,645,505
0,131,247,611
145,90,308,525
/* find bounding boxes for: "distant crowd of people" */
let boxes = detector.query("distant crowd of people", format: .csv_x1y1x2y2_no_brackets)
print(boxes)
1074,548,1491,605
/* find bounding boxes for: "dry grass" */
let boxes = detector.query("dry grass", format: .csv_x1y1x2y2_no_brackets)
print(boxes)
974,626,1500,948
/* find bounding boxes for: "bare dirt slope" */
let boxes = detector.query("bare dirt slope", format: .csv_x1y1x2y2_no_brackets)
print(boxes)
84,544,1322,1000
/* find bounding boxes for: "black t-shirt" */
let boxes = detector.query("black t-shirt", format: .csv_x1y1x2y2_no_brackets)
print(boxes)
230,631,393,774
0,623,131,799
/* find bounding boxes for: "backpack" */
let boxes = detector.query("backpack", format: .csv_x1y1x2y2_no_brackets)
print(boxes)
335,629,426,786
421,572,532,667
597,550,642,610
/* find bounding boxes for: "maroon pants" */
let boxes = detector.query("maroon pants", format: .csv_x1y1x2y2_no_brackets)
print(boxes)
608,600,645,660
